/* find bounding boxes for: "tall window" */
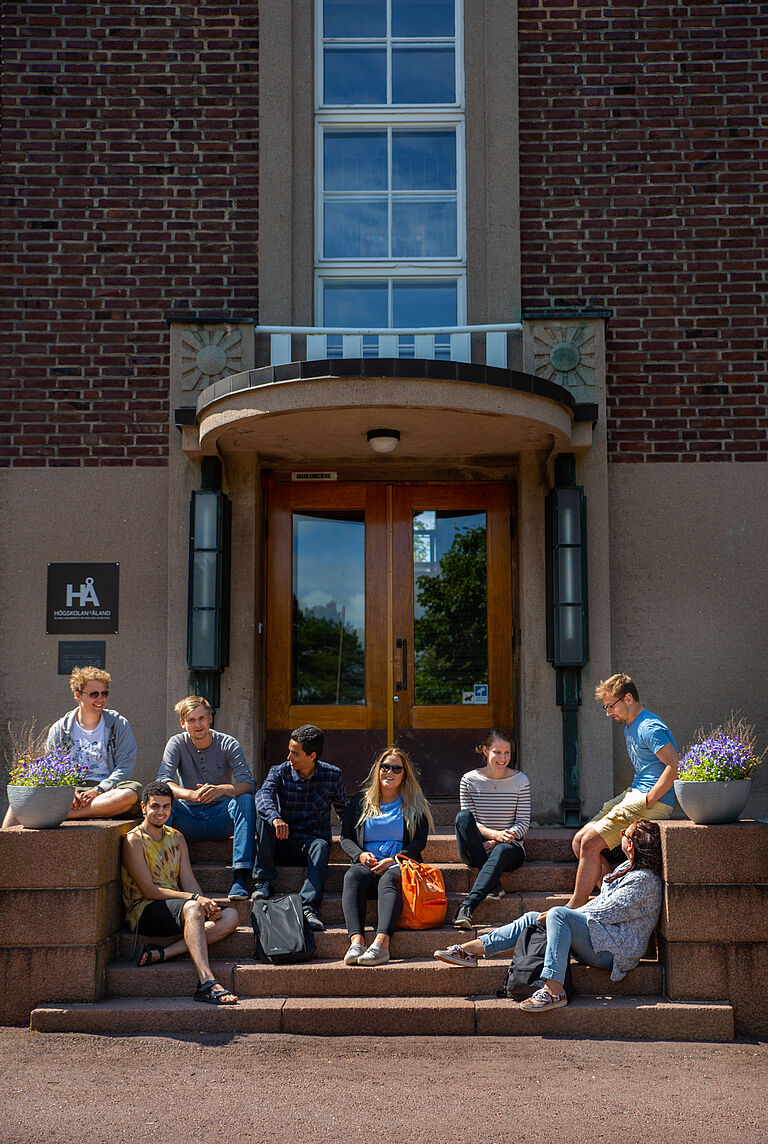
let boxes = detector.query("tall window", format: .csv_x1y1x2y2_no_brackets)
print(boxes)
316,0,465,336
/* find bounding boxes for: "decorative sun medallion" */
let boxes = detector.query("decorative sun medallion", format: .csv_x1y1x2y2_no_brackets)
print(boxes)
179,325,245,393
532,324,596,389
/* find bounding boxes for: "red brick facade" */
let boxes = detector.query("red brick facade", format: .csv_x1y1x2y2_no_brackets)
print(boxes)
518,1,768,461
2,3,258,467
3,3,765,466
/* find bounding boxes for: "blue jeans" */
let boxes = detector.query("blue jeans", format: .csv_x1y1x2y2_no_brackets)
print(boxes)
480,907,614,986
169,793,256,870
253,816,330,908
455,808,525,908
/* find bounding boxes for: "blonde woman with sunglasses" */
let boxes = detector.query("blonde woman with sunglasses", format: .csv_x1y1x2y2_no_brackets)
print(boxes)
340,747,434,966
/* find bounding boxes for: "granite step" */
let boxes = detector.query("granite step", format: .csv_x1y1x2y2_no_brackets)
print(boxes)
188,829,578,866
105,952,662,999
171,889,576,927
193,859,577,896
29,995,734,1041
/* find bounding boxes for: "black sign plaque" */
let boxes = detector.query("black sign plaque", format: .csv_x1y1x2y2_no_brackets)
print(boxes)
47,563,120,634
58,641,107,674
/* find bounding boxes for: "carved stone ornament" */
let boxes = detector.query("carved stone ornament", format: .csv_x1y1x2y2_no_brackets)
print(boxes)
179,325,245,393
532,324,596,389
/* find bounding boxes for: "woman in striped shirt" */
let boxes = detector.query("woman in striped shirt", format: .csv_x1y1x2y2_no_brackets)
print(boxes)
453,729,531,929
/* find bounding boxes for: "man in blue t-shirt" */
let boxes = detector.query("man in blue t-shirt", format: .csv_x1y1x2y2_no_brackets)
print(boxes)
567,672,679,908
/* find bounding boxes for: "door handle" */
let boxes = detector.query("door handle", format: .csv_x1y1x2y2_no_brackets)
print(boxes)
395,637,408,691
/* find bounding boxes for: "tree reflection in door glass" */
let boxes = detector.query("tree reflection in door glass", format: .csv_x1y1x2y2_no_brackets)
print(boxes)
292,512,365,705
413,511,488,705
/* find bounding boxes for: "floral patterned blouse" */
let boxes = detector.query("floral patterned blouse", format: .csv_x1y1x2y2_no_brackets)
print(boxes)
121,823,183,931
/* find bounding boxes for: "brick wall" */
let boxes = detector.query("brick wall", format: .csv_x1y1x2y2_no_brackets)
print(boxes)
2,2,258,468
518,1,768,461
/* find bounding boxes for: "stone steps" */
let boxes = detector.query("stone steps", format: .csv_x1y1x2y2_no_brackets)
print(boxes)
188,829,578,865
194,859,577,896
26,824,736,1040
105,950,664,998
29,994,734,1041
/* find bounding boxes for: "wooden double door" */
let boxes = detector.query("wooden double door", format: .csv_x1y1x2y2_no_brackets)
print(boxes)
265,482,515,797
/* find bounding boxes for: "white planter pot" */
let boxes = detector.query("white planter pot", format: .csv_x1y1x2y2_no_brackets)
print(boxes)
6,784,76,828
674,778,752,825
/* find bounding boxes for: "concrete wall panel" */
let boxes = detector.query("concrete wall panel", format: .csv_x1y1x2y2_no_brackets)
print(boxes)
0,470,169,792
607,463,768,813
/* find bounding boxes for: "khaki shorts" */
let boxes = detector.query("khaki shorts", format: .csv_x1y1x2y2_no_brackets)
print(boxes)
587,788,673,850
77,779,143,817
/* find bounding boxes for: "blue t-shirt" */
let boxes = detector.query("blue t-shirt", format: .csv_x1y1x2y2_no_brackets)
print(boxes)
625,710,678,808
362,796,405,859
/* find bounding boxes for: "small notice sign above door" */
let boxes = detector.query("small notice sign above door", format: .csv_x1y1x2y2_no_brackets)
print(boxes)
47,563,120,634
291,471,338,482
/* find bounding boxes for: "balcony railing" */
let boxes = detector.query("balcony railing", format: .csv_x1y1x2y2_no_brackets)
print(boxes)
255,323,523,370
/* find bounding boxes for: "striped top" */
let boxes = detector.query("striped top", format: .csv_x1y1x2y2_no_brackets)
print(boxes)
459,768,531,851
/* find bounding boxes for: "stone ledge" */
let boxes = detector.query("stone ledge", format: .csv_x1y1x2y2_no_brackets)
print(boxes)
0,883,123,946
661,884,768,943
659,820,768,884
661,937,768,1038
0,820,132,890
0,939,114,1025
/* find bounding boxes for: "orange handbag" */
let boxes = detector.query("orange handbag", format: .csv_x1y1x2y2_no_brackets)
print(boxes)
396,854,447,929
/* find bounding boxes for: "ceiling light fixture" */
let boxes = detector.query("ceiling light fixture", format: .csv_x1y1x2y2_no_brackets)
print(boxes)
367,429,400,454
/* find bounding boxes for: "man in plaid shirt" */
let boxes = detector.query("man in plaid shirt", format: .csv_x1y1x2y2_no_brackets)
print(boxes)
252,724,347,931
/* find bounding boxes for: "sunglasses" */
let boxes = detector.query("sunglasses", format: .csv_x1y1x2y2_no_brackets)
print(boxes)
84,690,109,699
620,829,634,844
379,762,404,775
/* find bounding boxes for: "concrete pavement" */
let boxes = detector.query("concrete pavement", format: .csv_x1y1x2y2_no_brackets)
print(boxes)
1,1029,766,1143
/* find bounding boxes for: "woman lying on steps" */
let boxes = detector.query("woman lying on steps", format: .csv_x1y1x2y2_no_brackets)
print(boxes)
434,818,663,1012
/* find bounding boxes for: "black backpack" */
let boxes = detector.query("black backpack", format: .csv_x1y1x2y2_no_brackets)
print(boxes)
497,922,574,1000
251,892,316,964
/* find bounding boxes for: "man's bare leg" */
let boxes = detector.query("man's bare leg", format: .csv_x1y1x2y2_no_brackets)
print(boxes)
67,788,137,820
567,826,609,908
175,900,239,985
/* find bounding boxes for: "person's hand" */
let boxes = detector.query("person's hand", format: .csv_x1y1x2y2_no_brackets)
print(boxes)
536,910,548,923
359,851,377,868
499,828,517,843
197,895,221,920
371,857,395,875
195,783,221,804
74,788,98,808
273,817,289,840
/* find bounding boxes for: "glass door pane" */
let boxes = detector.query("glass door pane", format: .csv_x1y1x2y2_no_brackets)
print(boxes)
292,511,366,705
412,509,487,705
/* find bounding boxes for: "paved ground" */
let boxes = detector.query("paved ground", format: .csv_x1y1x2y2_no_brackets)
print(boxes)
1,1028,766,1143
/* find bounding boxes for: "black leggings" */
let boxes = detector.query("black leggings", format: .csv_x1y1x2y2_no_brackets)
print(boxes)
342,862,403,937
455,808,525,908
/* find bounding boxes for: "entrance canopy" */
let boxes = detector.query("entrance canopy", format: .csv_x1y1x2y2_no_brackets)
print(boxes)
186,359,597,462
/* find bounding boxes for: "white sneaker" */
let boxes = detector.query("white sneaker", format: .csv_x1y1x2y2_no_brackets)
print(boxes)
343,941,365,965
357,943,390,966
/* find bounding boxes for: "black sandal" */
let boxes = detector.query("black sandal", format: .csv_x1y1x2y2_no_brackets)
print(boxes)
136,943,165,967
193,978,238,1005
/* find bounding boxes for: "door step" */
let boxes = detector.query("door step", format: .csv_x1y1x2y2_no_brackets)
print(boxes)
29,994,734,1041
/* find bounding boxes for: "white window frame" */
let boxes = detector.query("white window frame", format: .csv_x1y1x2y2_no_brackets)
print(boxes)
315,118,466,266
314,0,466,330
314,268,468,328
315,0,465,112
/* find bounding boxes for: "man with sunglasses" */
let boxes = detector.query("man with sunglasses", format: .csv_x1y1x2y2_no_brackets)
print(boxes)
252,724,347,932
566,672,678,908
3,666,141,827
